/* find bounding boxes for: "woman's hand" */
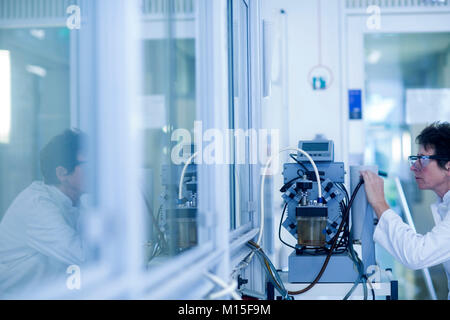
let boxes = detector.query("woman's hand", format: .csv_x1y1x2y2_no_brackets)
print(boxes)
360,170,390,219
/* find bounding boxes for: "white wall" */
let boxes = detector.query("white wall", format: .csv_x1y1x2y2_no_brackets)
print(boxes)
261,0,345,162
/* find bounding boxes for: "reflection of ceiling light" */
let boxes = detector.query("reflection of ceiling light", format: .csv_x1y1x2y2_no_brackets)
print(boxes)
30,29,46,40
26,65,47,78
392,135,402,163
402,132,411,161
367,50,381,64
0,50,11,144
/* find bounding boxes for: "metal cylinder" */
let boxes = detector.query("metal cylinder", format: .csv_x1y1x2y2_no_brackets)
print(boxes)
174,218,197,250
168,209,197,252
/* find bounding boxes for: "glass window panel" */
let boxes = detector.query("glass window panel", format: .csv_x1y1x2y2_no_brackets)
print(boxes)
229,0,252,230
141,0,201,267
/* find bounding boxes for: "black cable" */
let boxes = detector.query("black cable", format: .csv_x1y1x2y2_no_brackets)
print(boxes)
332,182,351,251
289,153,326,183
278,203,296,250
338,183,350,206
335,201,350,250
289,153,309,173
280,175,302,193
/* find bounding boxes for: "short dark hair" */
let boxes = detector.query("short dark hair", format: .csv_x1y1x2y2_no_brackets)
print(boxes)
40,129,85,185
416,121,450,170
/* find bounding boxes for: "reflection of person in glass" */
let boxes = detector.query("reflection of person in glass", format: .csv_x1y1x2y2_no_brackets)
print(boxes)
0,129,86,297
361,122,450,299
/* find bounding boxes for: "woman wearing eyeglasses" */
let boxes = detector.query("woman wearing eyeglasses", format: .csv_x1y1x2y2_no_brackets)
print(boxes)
361,121,450,300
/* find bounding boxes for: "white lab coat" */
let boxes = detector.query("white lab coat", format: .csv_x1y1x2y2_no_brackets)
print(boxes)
373,190,450,300
0,181,85,298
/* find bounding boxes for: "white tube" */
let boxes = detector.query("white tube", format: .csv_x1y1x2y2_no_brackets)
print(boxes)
178,152,199,200
295,149,322,199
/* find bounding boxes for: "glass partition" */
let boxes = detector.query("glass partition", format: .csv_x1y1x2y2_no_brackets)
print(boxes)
141,2,200,266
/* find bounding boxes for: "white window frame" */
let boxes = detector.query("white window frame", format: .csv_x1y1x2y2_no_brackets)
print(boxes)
244,0,267,297
226,0,267,297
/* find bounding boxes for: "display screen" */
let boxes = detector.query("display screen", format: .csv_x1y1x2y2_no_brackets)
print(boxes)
302,142,329,152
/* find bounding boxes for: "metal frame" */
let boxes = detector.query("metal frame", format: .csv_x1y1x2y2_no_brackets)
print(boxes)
226,0,266,296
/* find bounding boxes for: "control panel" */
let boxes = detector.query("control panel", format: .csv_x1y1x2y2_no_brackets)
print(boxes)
297,140,334,162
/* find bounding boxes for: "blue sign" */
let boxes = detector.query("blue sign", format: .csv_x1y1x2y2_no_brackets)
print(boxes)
348,89,362,120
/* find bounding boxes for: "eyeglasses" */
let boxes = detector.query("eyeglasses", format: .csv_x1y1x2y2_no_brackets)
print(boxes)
408,155,449,170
